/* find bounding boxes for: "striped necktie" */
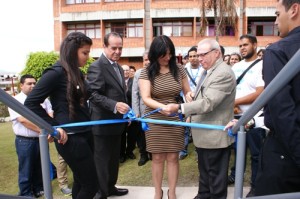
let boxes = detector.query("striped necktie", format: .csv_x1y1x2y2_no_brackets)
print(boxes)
195,70,207,95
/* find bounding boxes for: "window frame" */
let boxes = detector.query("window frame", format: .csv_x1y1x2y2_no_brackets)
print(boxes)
67,22,101,39
153,21,193,37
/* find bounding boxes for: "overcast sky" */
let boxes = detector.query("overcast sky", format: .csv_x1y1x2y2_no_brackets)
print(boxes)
0,0,54,74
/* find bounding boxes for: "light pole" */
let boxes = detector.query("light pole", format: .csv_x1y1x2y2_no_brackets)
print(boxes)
11,75,15,96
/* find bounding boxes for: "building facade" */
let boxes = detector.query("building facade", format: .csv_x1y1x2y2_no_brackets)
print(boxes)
53,0,279,68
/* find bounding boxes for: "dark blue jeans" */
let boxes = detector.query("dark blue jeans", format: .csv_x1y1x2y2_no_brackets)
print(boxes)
179,127,190,156
246,127,266,188
15,136,43,197
229,128,266,188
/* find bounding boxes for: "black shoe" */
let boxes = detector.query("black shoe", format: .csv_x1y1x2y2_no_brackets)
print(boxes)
179,153,188,160
246,188,255,197
34,191,44,198
228,175,235,185
188,135,193,143
126,152,136,159
119,156,126,163
193,194,201,199
108,188,129,196
138,155,149,166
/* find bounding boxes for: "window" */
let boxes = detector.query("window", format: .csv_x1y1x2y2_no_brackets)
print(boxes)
248,20,278,36
105,0,141,1
196,21,235,36
67,23,101,39
105,22,143,38
66,0,100,4
153,21,192,37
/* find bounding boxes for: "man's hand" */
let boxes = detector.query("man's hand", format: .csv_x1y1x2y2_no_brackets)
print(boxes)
234,106,242,114
47,134,54,143
223,119,238,131
116,102,130,114
161,104,179,116
56,128,68,145
185,91,194,102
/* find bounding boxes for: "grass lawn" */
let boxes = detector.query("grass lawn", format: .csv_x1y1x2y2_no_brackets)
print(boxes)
0,122,250,198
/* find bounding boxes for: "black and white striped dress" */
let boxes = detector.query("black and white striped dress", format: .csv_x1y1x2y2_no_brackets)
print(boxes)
139,66,186,153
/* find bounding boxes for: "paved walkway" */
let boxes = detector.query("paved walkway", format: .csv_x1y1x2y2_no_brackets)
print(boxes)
108,186,250,199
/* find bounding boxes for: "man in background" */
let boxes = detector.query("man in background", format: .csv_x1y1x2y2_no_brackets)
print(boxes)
8,74,51,198
129,65,136,78
132,51,151,166
230,34,265,197
119,64,137,163
179,46,203,160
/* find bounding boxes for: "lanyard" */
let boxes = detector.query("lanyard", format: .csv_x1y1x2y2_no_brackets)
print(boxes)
189,67,200,82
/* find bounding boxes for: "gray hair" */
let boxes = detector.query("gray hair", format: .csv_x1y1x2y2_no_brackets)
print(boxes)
198,38,220,52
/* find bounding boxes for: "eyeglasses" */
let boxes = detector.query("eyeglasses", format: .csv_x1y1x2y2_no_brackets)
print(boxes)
189,55,199,58
197,49,215,57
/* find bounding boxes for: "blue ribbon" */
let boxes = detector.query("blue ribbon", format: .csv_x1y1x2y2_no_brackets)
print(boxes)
53,108,235,138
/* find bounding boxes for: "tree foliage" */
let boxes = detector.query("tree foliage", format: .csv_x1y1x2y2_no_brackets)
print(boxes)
199,0,238,41
21,51,95,79
21,51,59,79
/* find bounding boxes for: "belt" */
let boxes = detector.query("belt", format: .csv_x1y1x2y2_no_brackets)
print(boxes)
16,135,39,140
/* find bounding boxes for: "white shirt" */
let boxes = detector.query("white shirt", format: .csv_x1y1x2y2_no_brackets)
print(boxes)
185,62,204,93
232,59,264,114
8,92,53,137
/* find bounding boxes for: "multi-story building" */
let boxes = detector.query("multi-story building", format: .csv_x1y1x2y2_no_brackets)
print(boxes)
53,0,279,68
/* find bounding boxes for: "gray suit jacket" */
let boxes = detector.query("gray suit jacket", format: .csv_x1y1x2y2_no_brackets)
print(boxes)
183,58,236,148
131,68,146,116
87,54,127,135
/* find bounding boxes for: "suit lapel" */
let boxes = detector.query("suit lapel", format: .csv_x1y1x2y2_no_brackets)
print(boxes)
102,55,125,91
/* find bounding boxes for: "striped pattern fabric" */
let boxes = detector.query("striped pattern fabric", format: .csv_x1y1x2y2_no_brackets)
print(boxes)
140,65,186,153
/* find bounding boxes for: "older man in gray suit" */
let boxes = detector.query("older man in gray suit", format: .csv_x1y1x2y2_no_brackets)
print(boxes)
165,39,236,199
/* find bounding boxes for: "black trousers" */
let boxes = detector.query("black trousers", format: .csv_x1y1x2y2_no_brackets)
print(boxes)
136,122,148,156
196,147,230,199
55,132,98,199
120,122,137,156
93,135,121,198
255,134,300,196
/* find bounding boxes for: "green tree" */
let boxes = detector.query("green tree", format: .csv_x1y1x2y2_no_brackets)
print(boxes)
21,51,94,79
199,0,238,41
21,51,59,79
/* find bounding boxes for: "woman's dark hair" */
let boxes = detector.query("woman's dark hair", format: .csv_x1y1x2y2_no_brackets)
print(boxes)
147,35,178,84
59,32,92,119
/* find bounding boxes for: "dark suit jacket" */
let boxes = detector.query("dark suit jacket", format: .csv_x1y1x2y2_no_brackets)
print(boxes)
126,77,133,107
87,54,127,135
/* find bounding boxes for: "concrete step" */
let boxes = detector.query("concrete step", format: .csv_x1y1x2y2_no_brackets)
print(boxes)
108,186,251,199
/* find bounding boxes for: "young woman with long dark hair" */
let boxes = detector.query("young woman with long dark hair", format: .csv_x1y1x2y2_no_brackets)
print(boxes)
25,32,98,199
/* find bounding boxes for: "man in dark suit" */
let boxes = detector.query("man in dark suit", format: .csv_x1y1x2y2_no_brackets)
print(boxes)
255,0,300,196
119,64,137,163
87,32,129,199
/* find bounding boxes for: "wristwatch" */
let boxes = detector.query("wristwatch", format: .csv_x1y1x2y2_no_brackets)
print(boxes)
178,104,182,114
